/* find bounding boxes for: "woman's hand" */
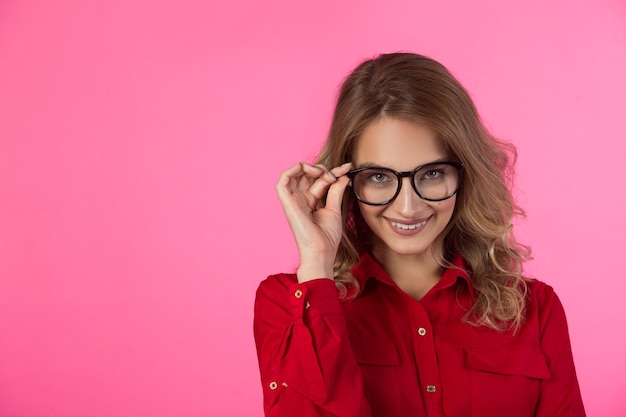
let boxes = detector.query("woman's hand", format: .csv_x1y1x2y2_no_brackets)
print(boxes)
275,162,352,283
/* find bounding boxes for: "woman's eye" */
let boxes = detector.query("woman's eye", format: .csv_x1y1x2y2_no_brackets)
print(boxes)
367,172,392,183
421,169,444,180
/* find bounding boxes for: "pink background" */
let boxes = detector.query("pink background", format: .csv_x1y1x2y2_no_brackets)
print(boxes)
1,0,625,416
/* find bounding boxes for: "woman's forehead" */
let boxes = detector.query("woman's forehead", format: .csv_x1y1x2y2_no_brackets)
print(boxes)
352,118,448,169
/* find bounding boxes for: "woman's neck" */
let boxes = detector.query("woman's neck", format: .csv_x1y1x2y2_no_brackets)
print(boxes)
372,244,444,301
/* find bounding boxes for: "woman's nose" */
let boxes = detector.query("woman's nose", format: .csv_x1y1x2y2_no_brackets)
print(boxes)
394,177,425,215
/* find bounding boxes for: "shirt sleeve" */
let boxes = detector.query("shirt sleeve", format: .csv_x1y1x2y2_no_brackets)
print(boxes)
534,284,586,417
253,274,371,417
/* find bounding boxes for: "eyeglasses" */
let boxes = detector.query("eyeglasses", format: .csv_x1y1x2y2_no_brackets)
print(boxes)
347,162,463,205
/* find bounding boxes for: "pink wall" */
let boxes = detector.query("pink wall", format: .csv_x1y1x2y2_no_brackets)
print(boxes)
1,0,625,416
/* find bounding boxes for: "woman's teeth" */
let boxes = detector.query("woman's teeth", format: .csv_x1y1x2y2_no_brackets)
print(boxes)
391,220,427,230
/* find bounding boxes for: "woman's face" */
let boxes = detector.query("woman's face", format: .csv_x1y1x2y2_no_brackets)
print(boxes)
352,117,456,261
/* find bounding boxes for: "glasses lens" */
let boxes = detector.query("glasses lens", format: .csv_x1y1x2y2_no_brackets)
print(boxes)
352,168,398,204
413,163,460,201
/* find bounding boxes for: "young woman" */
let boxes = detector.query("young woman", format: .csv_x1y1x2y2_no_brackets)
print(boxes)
253,53,585,417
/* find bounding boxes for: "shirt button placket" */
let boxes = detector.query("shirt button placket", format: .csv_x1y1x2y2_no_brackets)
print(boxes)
410,304,442,413
417,328,437,395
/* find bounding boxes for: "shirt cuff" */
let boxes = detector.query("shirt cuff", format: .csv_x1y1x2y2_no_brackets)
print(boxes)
288,278,342,319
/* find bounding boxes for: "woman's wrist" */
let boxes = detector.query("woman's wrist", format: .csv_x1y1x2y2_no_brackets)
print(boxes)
296,262,334,283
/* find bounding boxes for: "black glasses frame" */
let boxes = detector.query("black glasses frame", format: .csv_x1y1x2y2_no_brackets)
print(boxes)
347,161,464,206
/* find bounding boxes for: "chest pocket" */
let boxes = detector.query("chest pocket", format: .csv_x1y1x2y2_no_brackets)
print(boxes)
465,345,550,417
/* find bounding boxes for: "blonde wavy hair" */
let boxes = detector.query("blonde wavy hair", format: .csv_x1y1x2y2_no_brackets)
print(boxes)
316,53,531,332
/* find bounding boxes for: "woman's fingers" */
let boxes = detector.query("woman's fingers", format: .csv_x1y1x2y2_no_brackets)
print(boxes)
276,162,310,190
276,162,325,192
276,162,351,200
325,175,351,211
294,163,335,196
307,162,352,201
276,161,353,225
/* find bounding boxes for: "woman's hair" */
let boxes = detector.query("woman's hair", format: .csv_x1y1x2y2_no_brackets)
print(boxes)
316,52,531,332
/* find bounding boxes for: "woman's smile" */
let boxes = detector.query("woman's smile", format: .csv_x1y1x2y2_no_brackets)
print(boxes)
387,216,430,233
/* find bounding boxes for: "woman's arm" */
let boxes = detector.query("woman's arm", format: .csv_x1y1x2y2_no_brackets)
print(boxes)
253,161,370,416
254,275,371,417
535,284,586,416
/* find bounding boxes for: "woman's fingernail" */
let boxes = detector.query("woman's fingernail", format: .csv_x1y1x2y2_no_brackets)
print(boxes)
341,162,353,168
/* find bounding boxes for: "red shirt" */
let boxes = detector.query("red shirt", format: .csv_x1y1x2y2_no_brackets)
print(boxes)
253,253,585,417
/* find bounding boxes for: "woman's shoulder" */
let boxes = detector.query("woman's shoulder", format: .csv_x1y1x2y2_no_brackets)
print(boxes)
524,278,569,326
526,278,559,304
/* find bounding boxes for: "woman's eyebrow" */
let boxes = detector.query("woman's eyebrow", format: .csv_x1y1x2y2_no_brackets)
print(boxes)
356,162,389,169
356,158,450,170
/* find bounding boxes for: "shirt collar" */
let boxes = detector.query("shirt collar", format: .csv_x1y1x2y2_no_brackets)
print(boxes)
350,251,475,299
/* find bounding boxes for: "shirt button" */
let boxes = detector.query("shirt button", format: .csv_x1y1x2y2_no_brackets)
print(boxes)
426,385,437,393
417,327,426,336
269,381,278,390
294,290,303,298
